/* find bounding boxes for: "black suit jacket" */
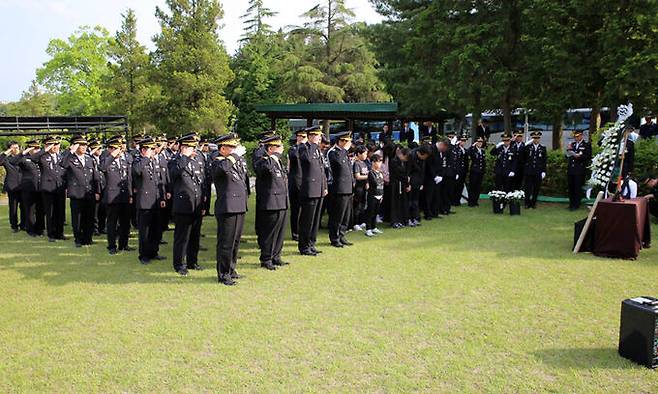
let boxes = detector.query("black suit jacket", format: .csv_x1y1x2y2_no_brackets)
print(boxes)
287,144,302,192
60,151,99,200
18,152,42,192
100,152,133,205
212,154,248,214
327,146,353,195
0,153,22,192
298,142,327,199
34,151,65,193
255,153,288,211
467,146,486,174
567,140,592,175
132,155,163,210
490,145,517,176
523,144,547,175
169,154,204,214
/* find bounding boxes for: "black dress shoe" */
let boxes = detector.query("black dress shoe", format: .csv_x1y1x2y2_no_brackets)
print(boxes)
159,240,168,245
300,250,317,256
230,271,243,279
424,216,433,221
273,260,289,266
58,236,68,240
75,243,82,248
177,269,189,276
339,239,353,246
108,248,117,255
311,248,323,254
331,242,344,248
139,257,150,265
152,255,166,261
11,228,20,233
119,246,135,251
260,262,277,270
48,238,56,242
189,264,204,271
219,276,236,286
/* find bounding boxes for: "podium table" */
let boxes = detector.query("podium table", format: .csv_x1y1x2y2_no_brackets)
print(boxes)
593,198,651,259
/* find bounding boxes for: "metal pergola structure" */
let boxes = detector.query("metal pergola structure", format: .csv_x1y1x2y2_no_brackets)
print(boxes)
0,116,128,141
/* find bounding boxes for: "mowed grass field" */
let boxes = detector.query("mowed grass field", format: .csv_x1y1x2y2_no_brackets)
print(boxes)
0,199,656,392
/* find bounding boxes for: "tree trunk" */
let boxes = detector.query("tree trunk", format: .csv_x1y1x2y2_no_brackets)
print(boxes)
470,91,481,144
589,103,601,137
551,112,563,150
322,119,330,135
502,92,512,134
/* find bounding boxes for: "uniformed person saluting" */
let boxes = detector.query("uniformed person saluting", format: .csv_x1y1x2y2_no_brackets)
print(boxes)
0,141,25,232
169,133,206,276
287,129,307,241
60,135,101,247
327,131,354,248
35,136,65,242
490,133,517,192
254,134,289,270
212,133,249,286
297,126,328,256
132,136,166,264
523,131,547,209
566,130,592,210
18,139,45,237
89,139,107,236
101,135,133,255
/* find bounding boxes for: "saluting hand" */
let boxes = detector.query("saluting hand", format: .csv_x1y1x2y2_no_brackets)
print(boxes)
70,143,79,153
110,148,121,158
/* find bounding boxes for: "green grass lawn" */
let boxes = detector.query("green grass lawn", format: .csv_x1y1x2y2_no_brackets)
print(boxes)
0,200,656,392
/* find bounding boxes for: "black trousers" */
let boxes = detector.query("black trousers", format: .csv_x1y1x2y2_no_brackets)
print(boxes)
70,198,95,245
216,212,245,277
42,190,65,239
137,209,160,260
106,203,131,250
468,171,483,206
426,182,441,217
298,197,323,252
289,185,300,237
22,190,44,236
568,172,585,208
7,190,24,230
390,184,409,224
173,212,203,271
366,196,382,230
524,173,542,208
353,187,367,226
512,170,524,190
94,201,106,234
453,172,467,205
328,193,351,243
257,209,287,264
160,202,171,232
409,187,422,221
494,173,512,192
441,177,454,214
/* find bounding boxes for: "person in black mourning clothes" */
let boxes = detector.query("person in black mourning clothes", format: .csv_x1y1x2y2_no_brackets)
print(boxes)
490,133,517,192
378,124,393,146
101,135,133,255
89,139,107,236
132,136,166,263
408,144,431,226
364,153,385,236
327,131,354,247
0,141,25,232
467,136,486,207
255,134,289,270
61,135,101,247
643,176,658,219
523,131,547,209
169,133,206,276
18,139,45,237
390,146,410,228
297,126,328,256
36,136,65,241
639,115,657,139
566,130,592,210
352,145,369,230
475,119,491,141
399,121,414,145
212,133,249,286
287,129,307,241
510,130,526,190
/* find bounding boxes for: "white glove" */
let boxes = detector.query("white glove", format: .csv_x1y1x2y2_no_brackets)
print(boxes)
235,145,246,157
508,171,515,177
450,136,457,145
526,139,533,145
496,142,503,148
455,174,459,180
434,176,443,184
541,172,546,179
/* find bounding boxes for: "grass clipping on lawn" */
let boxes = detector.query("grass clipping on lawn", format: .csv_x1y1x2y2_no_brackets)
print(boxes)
0,201,656,392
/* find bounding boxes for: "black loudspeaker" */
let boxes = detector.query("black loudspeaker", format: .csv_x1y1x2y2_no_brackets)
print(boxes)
618,296,658,368
573,218,596,252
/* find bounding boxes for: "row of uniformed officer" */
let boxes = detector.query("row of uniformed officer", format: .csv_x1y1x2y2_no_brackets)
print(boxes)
100,135,133,254
327,131,354,247
0,142,25,232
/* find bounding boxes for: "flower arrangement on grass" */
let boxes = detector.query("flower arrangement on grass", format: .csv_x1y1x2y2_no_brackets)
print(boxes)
488,190,507,201
505,190,525,202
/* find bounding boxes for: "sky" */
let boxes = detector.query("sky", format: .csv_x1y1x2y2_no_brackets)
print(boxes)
0,0,384,102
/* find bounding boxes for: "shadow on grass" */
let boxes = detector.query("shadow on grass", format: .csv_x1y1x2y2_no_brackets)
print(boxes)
532,347,639,370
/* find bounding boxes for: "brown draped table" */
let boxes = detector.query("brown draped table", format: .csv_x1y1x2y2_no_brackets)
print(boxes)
593,198,651,259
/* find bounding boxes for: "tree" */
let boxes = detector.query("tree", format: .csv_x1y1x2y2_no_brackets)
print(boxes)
230,0,286,141
105,9,156,133
36,26,113,115
151,0,235,135
281,0,390,105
